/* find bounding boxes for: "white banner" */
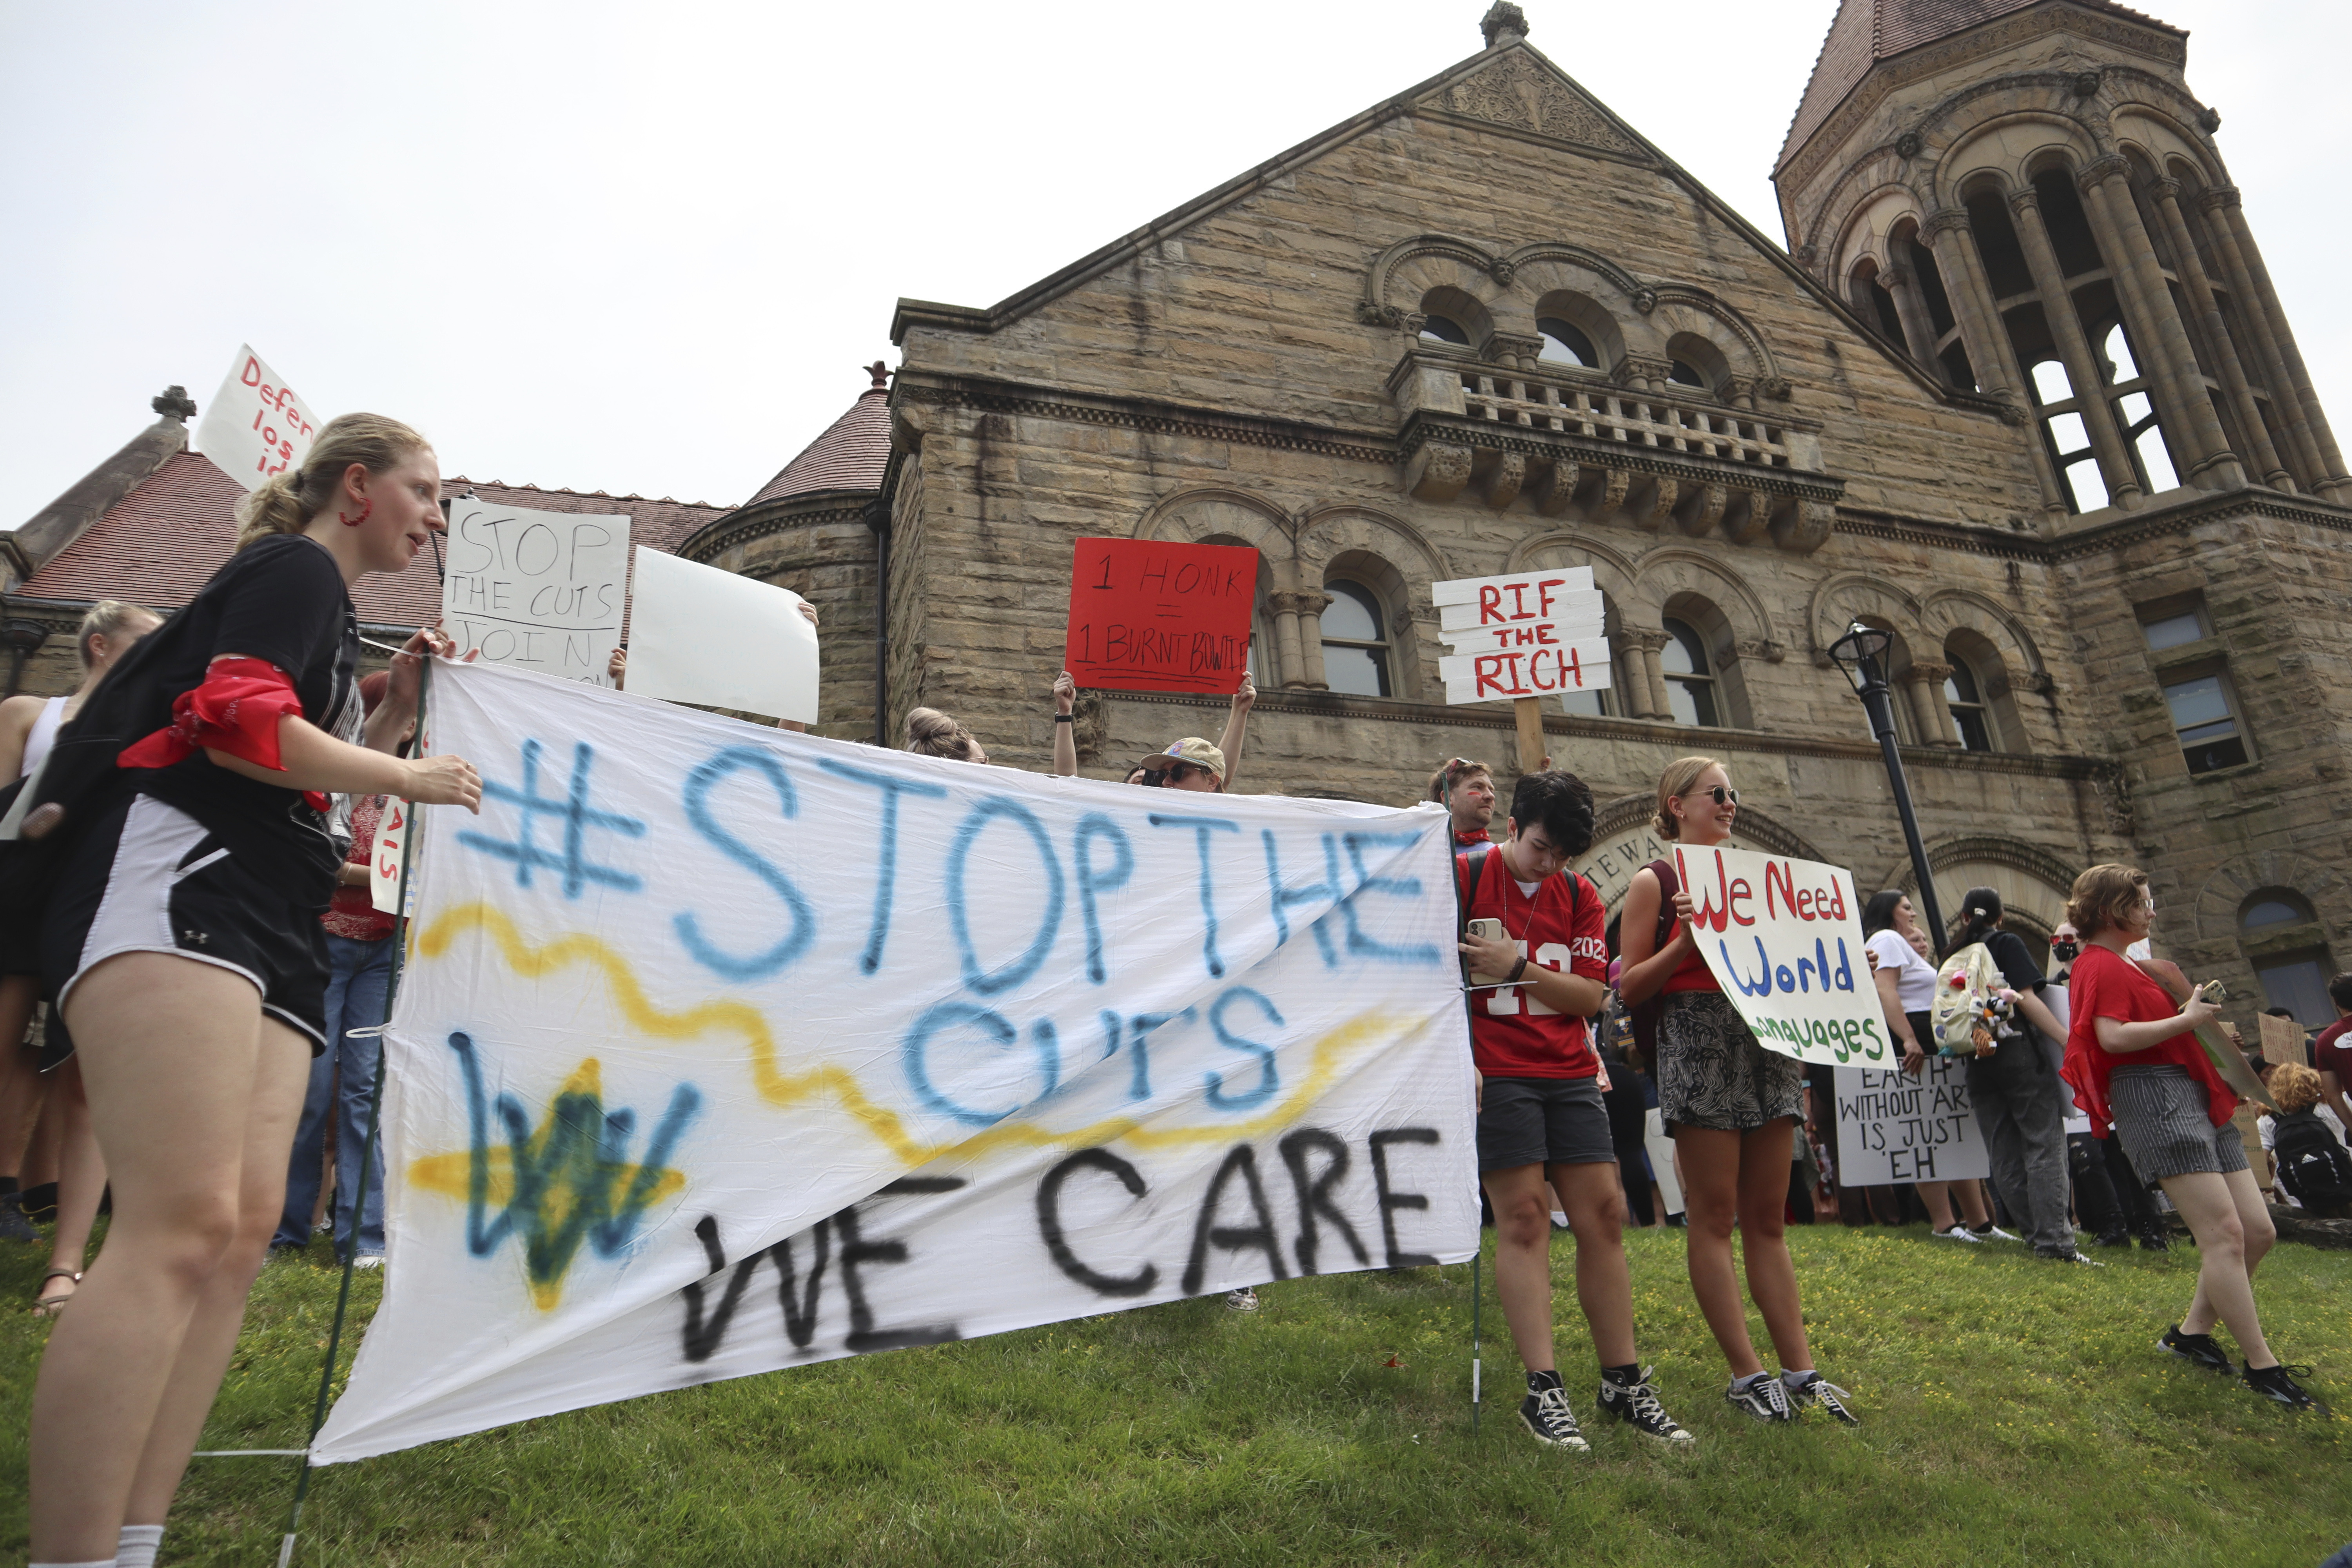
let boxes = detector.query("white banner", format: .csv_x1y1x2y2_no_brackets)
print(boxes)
626,548,819,723
193,344,323,491
441,501,629,685
1673,843,1892,1068
313,661,1474,1463
1833,1062,1989,1185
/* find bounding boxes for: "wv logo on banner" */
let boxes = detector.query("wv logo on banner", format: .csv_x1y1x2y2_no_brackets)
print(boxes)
313,661,1477,1463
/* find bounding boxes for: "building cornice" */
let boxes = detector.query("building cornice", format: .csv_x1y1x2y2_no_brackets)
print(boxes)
679,494,873,563
893,374,1399,466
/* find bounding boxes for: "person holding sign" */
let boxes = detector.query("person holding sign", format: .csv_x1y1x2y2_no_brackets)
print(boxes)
2058,865,2318,1409
1947,889,2082,1263
1859,891,1998,1243
24,414,485,1568
1457,771,1692,1449
1618,757,1858,1427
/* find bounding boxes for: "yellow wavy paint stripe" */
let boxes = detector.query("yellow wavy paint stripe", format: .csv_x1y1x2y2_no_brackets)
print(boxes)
413,901,1421,1171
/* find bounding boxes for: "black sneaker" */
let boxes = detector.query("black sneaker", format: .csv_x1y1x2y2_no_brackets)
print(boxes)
1785,1371,1860,1426
0,1191,35,1244
2136,1227,2170,1252
1726,1372,1793,1423
2094,1229,2132,1249
1597,1368,1695,1445
1519,1381,1590,1450
2158,1325,2234,1374
2036,1247,2104,1267
2243,1363,2321,1411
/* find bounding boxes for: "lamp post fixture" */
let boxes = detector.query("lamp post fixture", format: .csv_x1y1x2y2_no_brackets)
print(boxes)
1827,622,1947,948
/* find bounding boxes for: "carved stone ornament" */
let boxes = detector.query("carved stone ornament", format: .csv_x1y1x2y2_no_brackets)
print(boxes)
2092,760,2136,836
1894,130,1924,160
2196,106,2222,134
1615,354,1672,388
2075,154,2131,193
1489,258,1517,286
1479,0,1529,47
1793,245,1818,267
151,385,197,421
1919,206,1973,239
1436,49,1633,153
1487,331,1545,368
1356,301,1410,328
2149,176,2182,201
1995,399,2029,428
2071,71,2102,98
1632,287,1659,315
1404,442,1473,503
2194,184,2242,214
1755,375,1794,402
2007,186,2042,215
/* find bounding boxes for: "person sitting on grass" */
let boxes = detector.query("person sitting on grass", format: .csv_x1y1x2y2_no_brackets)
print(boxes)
1459,769,1692,1450
2058,863,2319,1410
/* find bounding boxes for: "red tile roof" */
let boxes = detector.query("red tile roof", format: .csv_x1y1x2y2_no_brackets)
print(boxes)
740,388,891,509
1778,0,2185,171
17,453,729,628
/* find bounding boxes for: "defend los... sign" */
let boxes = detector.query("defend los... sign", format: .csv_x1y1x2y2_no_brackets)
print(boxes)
193,344,323,492
1674,843,1891,1067
1432,569,1609,705
1065,538,1257,694
442,501,630,685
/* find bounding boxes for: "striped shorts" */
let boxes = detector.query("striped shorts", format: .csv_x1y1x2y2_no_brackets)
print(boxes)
2109,1064,2247,1186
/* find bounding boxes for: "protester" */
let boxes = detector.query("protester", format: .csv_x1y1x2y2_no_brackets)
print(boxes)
1857,891,2000,1242
1946,889,2083,1263
2258,1062,2352,1218
1133,671,1255,792
905,707,987,762
1429,756,1499,846
23,414,484,1567
1457,769,1691,1448
2049,921,2166,1250
0,600,163,1295
2058,864,2317,1408
2313,973,2352,1131
270,672,402,1269
1619,757,1857,1425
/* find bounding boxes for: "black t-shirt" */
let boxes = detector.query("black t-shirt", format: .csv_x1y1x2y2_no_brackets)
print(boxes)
135,534,363,907
1980,930,2047,1043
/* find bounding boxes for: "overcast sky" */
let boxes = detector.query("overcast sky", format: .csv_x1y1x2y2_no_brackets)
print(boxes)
2,1,2342,527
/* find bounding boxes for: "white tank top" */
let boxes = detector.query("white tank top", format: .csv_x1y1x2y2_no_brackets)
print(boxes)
19,695,66,780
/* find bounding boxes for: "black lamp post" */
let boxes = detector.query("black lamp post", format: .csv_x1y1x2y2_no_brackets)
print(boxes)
1828,622,1947,948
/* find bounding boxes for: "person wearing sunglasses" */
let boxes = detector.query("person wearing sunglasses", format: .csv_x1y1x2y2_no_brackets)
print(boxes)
1129,673,1254,795
1618,756,1857,1428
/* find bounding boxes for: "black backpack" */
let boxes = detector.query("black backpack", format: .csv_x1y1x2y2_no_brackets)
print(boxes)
2271,1110,2352,1210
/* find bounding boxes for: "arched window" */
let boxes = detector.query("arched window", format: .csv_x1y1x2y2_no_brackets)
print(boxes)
2027,357,2108,513
1668,359,1707,389
1419,314,1471,346
1945,659,1993,751
2100,323,2180,493
1320,581,1392,698
1659,618,1719,727
1537,317,1598,368
2238,890,2336,1027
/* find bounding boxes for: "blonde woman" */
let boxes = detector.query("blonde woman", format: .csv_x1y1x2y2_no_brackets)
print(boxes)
1619,756,1855,1425
25,414,483,1568
2060,863,2316,1408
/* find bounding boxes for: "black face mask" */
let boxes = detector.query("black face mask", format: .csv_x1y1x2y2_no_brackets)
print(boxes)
2052,942,2080,963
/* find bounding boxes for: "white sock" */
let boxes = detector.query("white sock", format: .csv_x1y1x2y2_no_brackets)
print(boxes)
31,1558,118,1567
117,1525,165,1568
1780,1366,1816,1390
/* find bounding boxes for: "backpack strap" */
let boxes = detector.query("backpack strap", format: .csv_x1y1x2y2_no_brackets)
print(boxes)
1454,846,1492,939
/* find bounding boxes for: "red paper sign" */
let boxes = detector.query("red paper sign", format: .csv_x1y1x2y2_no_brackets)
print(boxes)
1063,538,1258,694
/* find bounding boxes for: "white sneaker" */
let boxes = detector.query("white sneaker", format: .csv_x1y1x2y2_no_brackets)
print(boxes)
1931,1225,1984,1243
1972,1225,2020,1242
1224,1287,1259,1312
350,1255,385,1270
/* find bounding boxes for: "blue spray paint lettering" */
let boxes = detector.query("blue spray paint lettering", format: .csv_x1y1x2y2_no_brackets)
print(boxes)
1205,986,1283,1110
818,758,948,974
1339,832,1443,965
946,797,1067,996
1125,1007,1197,1102
902,1001,1060,1127
674,747,817,982
1149,812,1239,979
1262,829,1342,967
1073,813,1134,985
458,739,645,898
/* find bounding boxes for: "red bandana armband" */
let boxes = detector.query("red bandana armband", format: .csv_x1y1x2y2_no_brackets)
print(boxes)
118,657,331,812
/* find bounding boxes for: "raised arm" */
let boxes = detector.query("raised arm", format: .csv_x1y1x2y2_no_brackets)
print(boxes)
1051,671,1078,776
1215,670,1254,791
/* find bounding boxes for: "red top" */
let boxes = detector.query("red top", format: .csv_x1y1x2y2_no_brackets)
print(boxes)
320,794,396,942
2314,1017,2352,1087
2060,942,2235,1135
1458,850,1607,1079
1454,826,1494,847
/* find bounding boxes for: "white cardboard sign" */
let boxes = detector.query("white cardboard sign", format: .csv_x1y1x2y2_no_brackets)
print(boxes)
625,547,819,723
1833,1061,1990,1185
1431,568,1609,706
193,344,324,491
1673,842,1893,1068
441,501,630,686
368,797,410,915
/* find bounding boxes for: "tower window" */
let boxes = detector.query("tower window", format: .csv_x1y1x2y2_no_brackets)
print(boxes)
1668,360,1707,389
1320,581,1393,698
1536,317,1598,368
2139,604,2209,651
2160,671,2249,773
1945,660,1993,752
1660,618,1719,728
1419,314,1471,346
2028,358,2108,512
2101,324,2179,493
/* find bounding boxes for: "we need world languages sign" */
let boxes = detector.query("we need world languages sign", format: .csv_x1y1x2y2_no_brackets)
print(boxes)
1677,844,1891,1067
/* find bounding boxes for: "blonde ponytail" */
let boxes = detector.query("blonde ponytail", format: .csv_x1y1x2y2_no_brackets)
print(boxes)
904,707,981,760
232,412,432,553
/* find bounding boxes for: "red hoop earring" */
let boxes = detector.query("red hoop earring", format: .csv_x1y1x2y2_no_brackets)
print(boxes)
338,498,374,528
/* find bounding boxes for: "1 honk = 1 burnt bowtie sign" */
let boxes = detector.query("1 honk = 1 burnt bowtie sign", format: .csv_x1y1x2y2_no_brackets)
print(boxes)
1432,569,1610,706
310,659,1476,1463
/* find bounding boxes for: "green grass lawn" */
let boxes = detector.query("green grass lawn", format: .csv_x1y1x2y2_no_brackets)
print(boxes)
2,1221,2348,1566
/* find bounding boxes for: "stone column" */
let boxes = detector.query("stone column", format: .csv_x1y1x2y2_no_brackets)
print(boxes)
1625,631,1673,721
2204,187,2351,502
1295,591,1332,690
1906,662,1961,746
1921,207,2069,517
1878,266,1949,383
2194,187,2328,492
2008,187,2143,510
1268,589,1314,690
2147,178,2290,489
2075,157,2243,489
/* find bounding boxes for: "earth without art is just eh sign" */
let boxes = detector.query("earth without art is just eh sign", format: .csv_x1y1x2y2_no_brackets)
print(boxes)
1064,538,1257,695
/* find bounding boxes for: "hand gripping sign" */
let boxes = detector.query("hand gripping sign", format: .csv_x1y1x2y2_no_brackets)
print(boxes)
1431,569,1610,706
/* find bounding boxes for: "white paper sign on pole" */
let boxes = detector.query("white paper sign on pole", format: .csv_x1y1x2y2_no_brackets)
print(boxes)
192,345,324,492
1431,569,1609,707
441,501,630,686
1833,1061,1989,1185
625,547,818,723
368,797,409,915
1437,642,1612,704
1672,843,1894,1068
310,660,1474,1463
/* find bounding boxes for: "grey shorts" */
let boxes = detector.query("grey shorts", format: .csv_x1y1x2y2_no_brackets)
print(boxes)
1477,1074,1615,1172
2109,1065,2249,1186
1656,989,1804,1133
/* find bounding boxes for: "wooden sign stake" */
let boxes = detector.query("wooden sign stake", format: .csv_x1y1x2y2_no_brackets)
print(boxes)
1513,696,1546,773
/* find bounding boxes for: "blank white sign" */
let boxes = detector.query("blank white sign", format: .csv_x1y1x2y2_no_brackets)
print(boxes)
624,548,818,723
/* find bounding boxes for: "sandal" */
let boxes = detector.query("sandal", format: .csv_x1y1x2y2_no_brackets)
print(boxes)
31,1268,81,1318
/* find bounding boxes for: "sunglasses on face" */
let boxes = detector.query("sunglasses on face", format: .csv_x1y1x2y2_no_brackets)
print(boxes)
1681,786,1738,807
1167,763,1207,784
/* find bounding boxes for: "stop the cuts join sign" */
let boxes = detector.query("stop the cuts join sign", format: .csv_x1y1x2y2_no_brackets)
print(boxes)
1432,568,1610,704
1064,537,1258,694
193,344,324,492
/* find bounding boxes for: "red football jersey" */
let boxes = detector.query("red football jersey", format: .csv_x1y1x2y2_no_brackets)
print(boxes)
1458,849,1608,1079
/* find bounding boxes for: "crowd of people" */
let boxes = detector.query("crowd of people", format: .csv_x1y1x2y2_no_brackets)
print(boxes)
0,415,2338,1562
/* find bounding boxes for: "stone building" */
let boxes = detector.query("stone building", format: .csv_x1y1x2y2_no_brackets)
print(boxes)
8,0,2349,1030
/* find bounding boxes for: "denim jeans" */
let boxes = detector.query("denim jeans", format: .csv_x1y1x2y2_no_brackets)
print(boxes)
274,933,394,1257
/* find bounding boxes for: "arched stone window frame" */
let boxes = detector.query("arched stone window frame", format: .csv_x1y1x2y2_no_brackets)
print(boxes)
1318,564,1400,699
1921,590,2050,754
2236,887,2340,1028
1134,486,1295,685
1417,285,1491,352
1632,547,1776,731
1295,503,1450,702
1893,835,2080,962
1528,287,1623,376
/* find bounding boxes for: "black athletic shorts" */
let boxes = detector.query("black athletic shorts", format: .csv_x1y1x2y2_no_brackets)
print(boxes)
40,791,330,1056
1477,1074,1615,1172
